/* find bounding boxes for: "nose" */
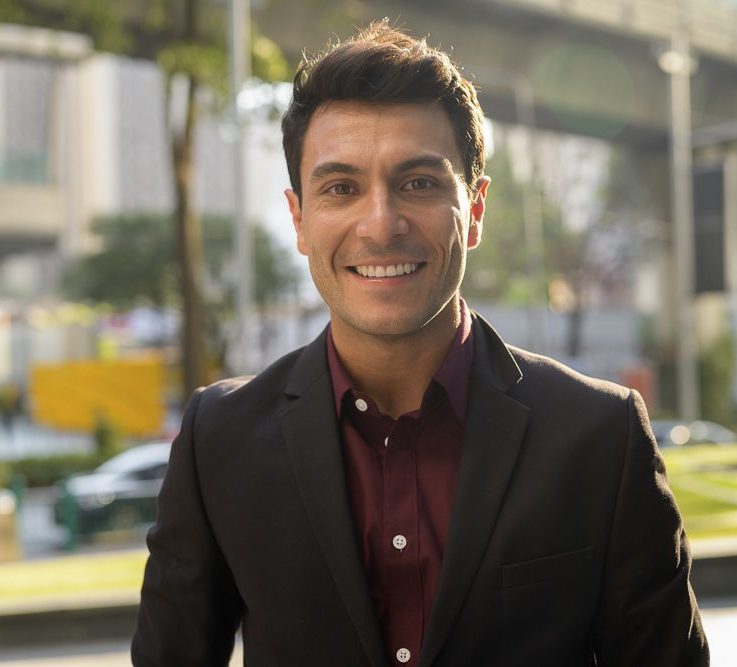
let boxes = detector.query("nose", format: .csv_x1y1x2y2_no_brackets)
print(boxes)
355,187,409,245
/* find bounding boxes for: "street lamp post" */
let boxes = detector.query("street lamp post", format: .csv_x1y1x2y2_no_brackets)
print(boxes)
228,0,253,374
659,32,701,420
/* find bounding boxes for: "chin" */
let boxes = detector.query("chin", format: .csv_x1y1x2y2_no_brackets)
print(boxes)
341,308,443,339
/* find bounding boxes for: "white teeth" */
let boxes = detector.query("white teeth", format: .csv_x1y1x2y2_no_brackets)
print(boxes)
354,263,419,278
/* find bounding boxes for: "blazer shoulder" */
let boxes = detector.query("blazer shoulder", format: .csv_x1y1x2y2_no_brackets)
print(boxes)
505,346,653,471
207,346,305,397
192,345,308,429
508,344,631,409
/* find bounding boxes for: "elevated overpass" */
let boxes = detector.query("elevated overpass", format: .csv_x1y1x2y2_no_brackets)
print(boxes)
257,0,737,146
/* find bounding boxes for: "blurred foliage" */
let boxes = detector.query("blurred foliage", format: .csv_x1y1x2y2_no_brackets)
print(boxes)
463,149,581,305
699,333,737,429
0,0,129,52
251,222,303,308
0,0,289,83
158,42,229,103
253,33,290,82
2,453,102,488
62,214,175,310
61,212,301,311
600,146,653,216
93,413,123,460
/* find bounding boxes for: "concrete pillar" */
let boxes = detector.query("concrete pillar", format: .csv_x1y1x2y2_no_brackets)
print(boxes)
724,147,737,406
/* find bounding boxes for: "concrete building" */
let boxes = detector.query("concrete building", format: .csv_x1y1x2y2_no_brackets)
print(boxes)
0,23,298,302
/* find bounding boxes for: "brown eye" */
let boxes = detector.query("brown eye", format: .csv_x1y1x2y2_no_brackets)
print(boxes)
403,178,434,191
328,183,353,195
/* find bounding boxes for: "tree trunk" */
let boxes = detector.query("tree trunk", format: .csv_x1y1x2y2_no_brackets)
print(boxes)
171,74,206,399
566,271,584,359
171,0,207,400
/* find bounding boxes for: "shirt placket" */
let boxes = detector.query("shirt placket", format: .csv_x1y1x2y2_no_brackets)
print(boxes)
381,418,423,665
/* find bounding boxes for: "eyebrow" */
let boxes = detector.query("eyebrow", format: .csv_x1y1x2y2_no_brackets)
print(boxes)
393,155,456,176
307,154,459,185
309,161,360,183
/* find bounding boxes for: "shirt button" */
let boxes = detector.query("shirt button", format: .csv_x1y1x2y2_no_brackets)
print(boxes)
384,436,389,447
392,534,407,550
355,398,368,412
396,648,411,663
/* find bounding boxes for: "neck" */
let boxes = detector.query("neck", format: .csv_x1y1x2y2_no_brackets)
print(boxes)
330,299,461,419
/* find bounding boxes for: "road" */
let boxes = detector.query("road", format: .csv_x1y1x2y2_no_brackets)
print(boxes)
0,606,733,665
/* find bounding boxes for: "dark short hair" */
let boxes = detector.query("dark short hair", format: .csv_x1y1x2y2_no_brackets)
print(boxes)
281,20,486,199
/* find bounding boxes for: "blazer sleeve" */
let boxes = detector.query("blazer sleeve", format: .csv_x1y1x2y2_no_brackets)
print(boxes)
131,388,244,667
592,390,709,665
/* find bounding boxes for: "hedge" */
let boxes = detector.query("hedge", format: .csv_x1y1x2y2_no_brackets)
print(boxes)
0,453,103,489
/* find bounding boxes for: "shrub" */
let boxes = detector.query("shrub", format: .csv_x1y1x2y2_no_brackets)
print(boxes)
3,453,103,488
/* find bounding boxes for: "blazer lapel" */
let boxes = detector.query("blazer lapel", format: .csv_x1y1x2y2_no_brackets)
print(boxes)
279,332,388,667
419,316,530,667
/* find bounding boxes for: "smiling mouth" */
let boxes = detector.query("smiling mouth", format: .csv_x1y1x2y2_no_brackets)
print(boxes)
351,262,422,278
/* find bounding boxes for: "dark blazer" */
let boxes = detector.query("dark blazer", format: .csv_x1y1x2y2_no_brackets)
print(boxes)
132,313,708,666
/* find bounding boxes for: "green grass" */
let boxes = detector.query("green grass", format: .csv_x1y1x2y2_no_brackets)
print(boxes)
0,549,147,606
666,484,734,516
662,444,737,473
662,444,737,540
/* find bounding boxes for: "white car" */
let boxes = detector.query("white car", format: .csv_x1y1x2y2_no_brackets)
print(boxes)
650,419,737,447
54,442,171,535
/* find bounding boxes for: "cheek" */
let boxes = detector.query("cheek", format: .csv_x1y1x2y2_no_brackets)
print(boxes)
299,224,341,269
448,209,469,250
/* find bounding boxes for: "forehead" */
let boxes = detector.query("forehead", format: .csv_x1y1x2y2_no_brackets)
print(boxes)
300,101,463,177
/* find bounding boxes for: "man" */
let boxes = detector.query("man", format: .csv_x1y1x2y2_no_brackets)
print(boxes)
132,22,709,666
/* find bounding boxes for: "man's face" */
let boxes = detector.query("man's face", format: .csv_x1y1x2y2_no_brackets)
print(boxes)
286,101,489,341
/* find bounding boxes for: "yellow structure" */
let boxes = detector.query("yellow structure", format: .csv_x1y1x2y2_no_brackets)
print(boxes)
30,357,165,436
0,491,18,563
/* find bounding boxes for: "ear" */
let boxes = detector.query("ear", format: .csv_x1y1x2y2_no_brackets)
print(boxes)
467,176,490,250
285,189,307,256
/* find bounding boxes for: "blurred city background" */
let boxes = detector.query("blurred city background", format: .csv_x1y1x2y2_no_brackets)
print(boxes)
0,0,736,664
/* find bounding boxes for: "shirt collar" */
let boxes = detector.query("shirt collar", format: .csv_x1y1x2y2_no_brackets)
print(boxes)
326,299,474,422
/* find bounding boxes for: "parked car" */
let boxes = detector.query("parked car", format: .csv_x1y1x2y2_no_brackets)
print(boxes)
650,419,737,448
54,441,171,535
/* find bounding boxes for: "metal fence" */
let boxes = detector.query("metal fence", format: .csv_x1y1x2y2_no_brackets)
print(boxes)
14,486,147,558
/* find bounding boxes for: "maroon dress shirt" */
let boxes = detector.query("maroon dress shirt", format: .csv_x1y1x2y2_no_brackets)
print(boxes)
327,303,474,666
